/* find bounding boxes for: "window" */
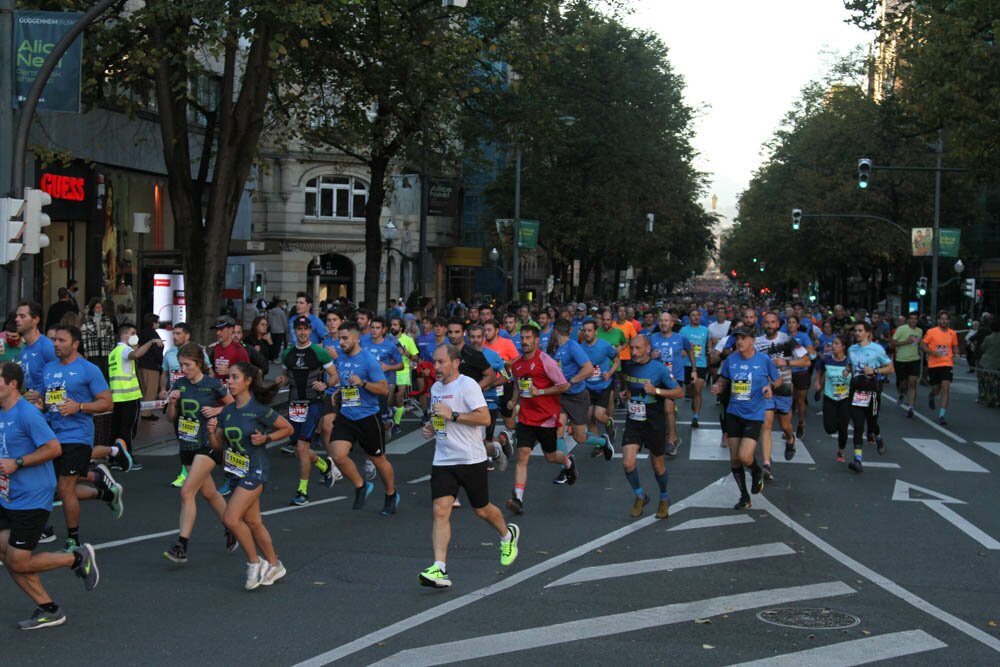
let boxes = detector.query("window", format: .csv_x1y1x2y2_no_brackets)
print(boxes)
304,176,369,220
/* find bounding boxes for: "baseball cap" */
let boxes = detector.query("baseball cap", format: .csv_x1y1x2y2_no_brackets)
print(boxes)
213,316,235,329
293,316,312,329
575,303,586,312
732,325,755,338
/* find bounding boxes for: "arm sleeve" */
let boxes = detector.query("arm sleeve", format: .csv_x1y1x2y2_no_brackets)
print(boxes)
314,346,333,365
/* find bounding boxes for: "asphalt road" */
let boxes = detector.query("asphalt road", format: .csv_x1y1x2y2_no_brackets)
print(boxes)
3,366,999,666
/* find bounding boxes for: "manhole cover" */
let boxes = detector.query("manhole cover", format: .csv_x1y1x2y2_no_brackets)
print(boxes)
756,607,860,630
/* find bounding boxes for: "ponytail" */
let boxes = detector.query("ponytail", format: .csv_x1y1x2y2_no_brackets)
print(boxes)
231,361,281,404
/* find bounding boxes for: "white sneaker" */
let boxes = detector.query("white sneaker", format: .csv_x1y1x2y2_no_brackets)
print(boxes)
363,459,377,482
244,561,264,590
261,560,287,586
331,465,343,481
492,443,509,472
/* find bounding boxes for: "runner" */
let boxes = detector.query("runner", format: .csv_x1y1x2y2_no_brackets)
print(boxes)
210,316,250,493
279,317,339,506
921,310,959,425
619,335,683,519
846,321,894,472
679,307,710,428
785,314,817,439
208,362,292,589
754,313,809,479
813,334,852,462
707,306,731,397
159,323,208,488
711,326,780,509
330,322,399,515
649,312,694,456
418,344,519,588
162,343,236,563
507,324,572,514
891,311,923,418
39,325,120,552
483,318,520,448
389,316,419,432
580,317,620,446
360,316,403,438
287,292,326,345
468,324,513,472
0,361,100,629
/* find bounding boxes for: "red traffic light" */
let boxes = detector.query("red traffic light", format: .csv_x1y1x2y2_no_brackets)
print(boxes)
730,269,737,277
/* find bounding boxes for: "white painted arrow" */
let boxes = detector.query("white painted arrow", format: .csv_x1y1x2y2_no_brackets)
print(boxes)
892,480,1000,550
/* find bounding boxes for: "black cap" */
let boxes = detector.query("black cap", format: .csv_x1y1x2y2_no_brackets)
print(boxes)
732,325,755,338
293,316,312,329
213,316,235,329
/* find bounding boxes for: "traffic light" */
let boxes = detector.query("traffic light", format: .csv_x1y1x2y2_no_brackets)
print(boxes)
962,278,976,298
976,288,983,303
752,257,758,263
23,187,52,254
917,276,928,297
0,197,26,265
858,158,872,189
759,261,766,272
254,272,264,293
791,208,802,231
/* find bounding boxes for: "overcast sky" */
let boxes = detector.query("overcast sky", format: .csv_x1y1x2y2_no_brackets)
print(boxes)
623,0,871,227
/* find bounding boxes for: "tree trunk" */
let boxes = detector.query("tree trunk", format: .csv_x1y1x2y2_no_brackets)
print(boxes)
364,155,390,310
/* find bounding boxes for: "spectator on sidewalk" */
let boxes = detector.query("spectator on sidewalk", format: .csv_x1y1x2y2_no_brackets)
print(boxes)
80,298,117,380
138,313,164,420
0,319,23,363
976,318,1000,407
266,300,287,361
244,316,273,375
44,288,78,331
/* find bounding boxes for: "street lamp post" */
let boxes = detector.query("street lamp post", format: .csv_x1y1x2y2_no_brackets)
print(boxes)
383,219,400,313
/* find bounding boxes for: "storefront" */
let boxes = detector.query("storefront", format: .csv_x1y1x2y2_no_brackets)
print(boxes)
308,253,356,303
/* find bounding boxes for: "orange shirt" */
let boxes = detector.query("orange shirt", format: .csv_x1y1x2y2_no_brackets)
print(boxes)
484,336,519,363
613,320,637,360
923,327,958,368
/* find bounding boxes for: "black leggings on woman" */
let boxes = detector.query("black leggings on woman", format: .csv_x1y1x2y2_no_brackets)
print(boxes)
849,392,880,449
822,396,850,450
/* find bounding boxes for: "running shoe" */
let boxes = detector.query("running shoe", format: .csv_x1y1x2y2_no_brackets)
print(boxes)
563,455,577,485
493,443,509,472
500,523,520,566
217,478,235,497
762,464,774,481
485,458,495,472
506,492,524,515
391,424,402,436
225,529,238,553
750,465,764,494
876,437,886,456
17,607,66,630
244,561,264,590
261,560,287,586
630,494,650,518
796,421,804,439
836,451,846,463
363,458,377,482
405,398,422,413
602,434,615,461
734,496,752,510
665,440,679,457
170,470,187,488
606,417,616,443
938,415,948,426
784,440,796,461
655,499,670,520
320,456,337,488
419,564,452,588
907,407,914,419
108,480,125,520
163,542,188,564
73,543,99,591
280,443,295,457
848,458,863,473
116,441,133,472
380,492,400,516
289,492,309,506
691,417,699,429
498,430,513,460
353,481,375,510
552,469,568,485
38,526,56,544
62,538,79,553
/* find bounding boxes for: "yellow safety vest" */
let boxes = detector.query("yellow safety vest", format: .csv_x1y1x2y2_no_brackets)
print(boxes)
108,343,142,402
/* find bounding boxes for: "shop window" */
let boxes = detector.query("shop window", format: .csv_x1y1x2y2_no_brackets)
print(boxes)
304,176,368,221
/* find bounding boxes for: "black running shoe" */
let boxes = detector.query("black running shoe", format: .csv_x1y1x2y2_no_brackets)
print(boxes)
751,466,764,494
691,417,699,429
762,464,774,481
784,440,796,461
606,417,616,443
225,529,238,553
876,437,886,455
163,542,188,564
734,496,752,510
353,481,374,510
379,492,400,516
563,455,577,485
552,469,568,485
848,458,863,473
506,492,524,515
796,422,804,439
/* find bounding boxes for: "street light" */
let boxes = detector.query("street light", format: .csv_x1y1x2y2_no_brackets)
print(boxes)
954,258,964,274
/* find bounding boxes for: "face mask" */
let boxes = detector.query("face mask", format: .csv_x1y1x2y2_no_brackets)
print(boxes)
127,334,139,347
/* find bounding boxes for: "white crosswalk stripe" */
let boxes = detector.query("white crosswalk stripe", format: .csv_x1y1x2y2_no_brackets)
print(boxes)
901,437,988,472
728,629,947,666
689,427,815,464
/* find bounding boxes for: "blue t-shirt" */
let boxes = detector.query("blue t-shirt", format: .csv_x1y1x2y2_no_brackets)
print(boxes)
499,329,522,353
790,332,814,374
20,334,57,394
480,346,505,409
552,338,591,395
816,333,837,356
361,336,402,370
679,325,710,368
42,357,109,446
847,343,891,380
288,314,327,345
218,397,279,481
816,354,851,401
416,333,444,362
0,398,57,511
649,331,692,378
620,359,678,422
335,350,387,420
538,326,554,353
720,351,780,421
582,339,617,392
174,375,228,450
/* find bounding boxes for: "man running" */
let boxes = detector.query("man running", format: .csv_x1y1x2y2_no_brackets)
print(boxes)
580,317,620,445
287,292,326,345
418,344,519,588
468,324,512,472
649,312,694,455
754,313,809,478
921,310,958,425
389,316,418,432
891,311,922,418
679,307,710,428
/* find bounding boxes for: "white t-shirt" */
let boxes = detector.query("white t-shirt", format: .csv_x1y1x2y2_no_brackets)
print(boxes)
708,320,731,344
430,374,488,466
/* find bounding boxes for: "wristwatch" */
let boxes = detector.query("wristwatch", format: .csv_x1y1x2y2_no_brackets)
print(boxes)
15,456,24,469
451,411,459,422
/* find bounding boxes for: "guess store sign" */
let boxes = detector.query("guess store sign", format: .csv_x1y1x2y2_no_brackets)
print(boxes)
34,159,93,220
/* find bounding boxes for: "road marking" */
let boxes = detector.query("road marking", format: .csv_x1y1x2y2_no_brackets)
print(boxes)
689,428,815,464
390,429,432,454
294,477,745,666
668,514,755,531
901,438,987,472
729,629,946,666
892,480,1000,550
861,461,901,469
90,497,346,551
546,542,794,588
976,441,1000,457
368,582,855,666
881,394,966,443
408,475,431,484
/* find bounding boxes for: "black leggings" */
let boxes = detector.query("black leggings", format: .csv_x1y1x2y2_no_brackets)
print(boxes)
849,392,880,447
822,396,850,450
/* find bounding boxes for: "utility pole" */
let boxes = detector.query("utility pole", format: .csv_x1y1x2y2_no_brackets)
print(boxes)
1,0,15,306
511,145,521,303
930,129,943,318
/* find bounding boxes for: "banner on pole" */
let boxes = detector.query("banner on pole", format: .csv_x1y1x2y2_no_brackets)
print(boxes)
13,11,84,113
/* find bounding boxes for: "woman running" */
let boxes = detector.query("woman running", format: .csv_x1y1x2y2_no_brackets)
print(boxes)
786,315,816,439
209,362,293,590
163,343,234,563
846,322,894,473
814,334,852,462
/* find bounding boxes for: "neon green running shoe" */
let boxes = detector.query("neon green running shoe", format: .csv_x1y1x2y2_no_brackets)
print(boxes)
170,469,187,488
500,523,519,566
418,565,451,589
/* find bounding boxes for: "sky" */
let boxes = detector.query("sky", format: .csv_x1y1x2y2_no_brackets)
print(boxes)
623,0,872,229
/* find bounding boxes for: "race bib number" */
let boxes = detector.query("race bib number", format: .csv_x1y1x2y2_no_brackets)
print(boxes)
936,345,948,356
779,365,793,384
833,383,848,398
732,379,751,401
627,399,647,422
46,388,66,406
431,415,447,434
289,401,309,423
178,418,200,439
518,378,532,398
0,474,9,502
342,387,361,408
215,357,230,374
852,391,872,407
591,365,602,379
224,450,250,478
495,384,504,397
693,345,702,358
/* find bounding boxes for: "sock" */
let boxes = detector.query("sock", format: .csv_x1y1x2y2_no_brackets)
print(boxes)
297,479,308,494
39,602,59,613
692,412,699,421
109,445,120,457
563,455,573,470
854,448,863,461
747,458,762,475
732,466,749,498
394,407,404,424
939,408,946,418
556,437,567,455
514,483,525,501
764,459,771,467
434,560,447,572
95,487,113,502
500,530,511,543
624,468,643,497
71,552,83,569
314,457,330,473
585,433,605,447
179,536,189,547
68,527,79,543
654,471,669,500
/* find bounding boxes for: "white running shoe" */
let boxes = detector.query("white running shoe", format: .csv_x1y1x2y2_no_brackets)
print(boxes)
261,560,287,586
245,561,265,590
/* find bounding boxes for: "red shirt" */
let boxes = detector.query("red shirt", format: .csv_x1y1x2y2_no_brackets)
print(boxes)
511,350,566,427
211,341,250,377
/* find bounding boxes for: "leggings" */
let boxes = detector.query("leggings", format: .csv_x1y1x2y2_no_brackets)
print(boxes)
849,391,880,447
822,396,850,450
